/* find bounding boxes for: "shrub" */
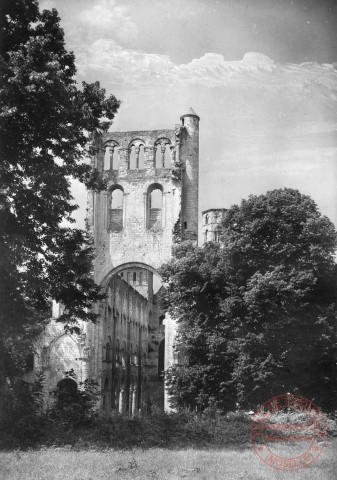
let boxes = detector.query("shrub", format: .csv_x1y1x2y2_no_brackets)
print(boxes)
47,370,100,429
0,372,46,447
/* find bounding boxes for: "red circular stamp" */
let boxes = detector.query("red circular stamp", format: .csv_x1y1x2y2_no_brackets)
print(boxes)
250,394,327,471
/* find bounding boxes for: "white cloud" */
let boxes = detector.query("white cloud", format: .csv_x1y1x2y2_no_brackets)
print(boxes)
75,38,337,99
79,0,138,44
75,39,174,84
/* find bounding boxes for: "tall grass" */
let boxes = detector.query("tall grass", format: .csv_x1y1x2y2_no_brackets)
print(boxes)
1,408,336,451
1,410,251,450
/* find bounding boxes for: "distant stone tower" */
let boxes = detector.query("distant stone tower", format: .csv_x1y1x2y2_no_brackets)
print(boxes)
202,208,227,244
84,109,200,413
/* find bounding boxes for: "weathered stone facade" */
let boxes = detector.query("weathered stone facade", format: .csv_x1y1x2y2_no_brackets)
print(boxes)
30,109,200,413
202,208,227,244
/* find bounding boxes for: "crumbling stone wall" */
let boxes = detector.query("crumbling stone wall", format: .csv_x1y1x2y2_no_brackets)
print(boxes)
24,302,90,408
202,208,227,244
87,110,200,412
31,110,200,414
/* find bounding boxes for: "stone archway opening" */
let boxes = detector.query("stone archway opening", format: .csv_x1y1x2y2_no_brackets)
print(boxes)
101,263,166,414
57,377,78,408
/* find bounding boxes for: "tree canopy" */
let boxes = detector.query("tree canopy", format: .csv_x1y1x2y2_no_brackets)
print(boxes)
160,189,337,412
0,0,120,382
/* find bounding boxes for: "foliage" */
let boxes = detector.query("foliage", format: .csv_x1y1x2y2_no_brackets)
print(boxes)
47,369,100,429
160,189,337,412
0,372,46,445
1,405,336,451
0,408,252,450
0,0,120,388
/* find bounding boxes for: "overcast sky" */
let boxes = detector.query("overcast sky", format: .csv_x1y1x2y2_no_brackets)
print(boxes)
40,0,337,233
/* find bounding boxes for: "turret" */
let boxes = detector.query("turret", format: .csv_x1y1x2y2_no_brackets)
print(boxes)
179,108,200,242
202,208,227,244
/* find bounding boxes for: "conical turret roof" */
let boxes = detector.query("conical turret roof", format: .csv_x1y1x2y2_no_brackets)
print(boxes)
180,107,200,120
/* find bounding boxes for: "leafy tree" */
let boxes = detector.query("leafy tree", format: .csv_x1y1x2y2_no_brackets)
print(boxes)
160,189,337,412
0,0,120,407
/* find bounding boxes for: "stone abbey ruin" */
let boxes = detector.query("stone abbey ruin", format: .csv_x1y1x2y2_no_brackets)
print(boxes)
24,108,225,414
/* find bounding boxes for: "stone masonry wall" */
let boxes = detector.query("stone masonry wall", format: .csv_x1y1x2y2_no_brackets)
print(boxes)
90,129,181,286
87,111,200,412
202,208,227,244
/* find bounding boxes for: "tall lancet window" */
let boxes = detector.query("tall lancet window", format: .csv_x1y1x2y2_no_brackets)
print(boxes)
128,140,145,169
155,139,171,168
104,142,119,170
147,183,163,231
109,186,124,232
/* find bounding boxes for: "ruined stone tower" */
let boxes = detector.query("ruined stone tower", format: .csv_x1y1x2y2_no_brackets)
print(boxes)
202,208,227,244
84,108,200,412
23,110,200,414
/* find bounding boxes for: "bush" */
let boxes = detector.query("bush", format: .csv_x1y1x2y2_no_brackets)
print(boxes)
0,373,47,447
47,370,100,429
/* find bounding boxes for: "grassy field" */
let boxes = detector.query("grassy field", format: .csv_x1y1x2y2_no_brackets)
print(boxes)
0,439,336,480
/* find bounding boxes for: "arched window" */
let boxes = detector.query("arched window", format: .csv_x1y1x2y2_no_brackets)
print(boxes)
147,184,163,231
57,378,78,408
104,145,110,171
105,341,112,363
205,213,209,225
138,144,145,169
109,186,124,232
121,341,127,368
129,145,136,169
116,339,120,366
155,139,171,168
164,144,171,167
151,189,162,208
133,272,137,283
112,146,119,170
130,343,133,365
104,142,119,171
128,140,145,169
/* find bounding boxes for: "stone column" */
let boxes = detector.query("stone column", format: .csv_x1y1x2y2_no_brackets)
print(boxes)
109,145,114,173
131,388,137,417
160,144,166,168
119,389,124,414
135,146,140,169
163,313,178,412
